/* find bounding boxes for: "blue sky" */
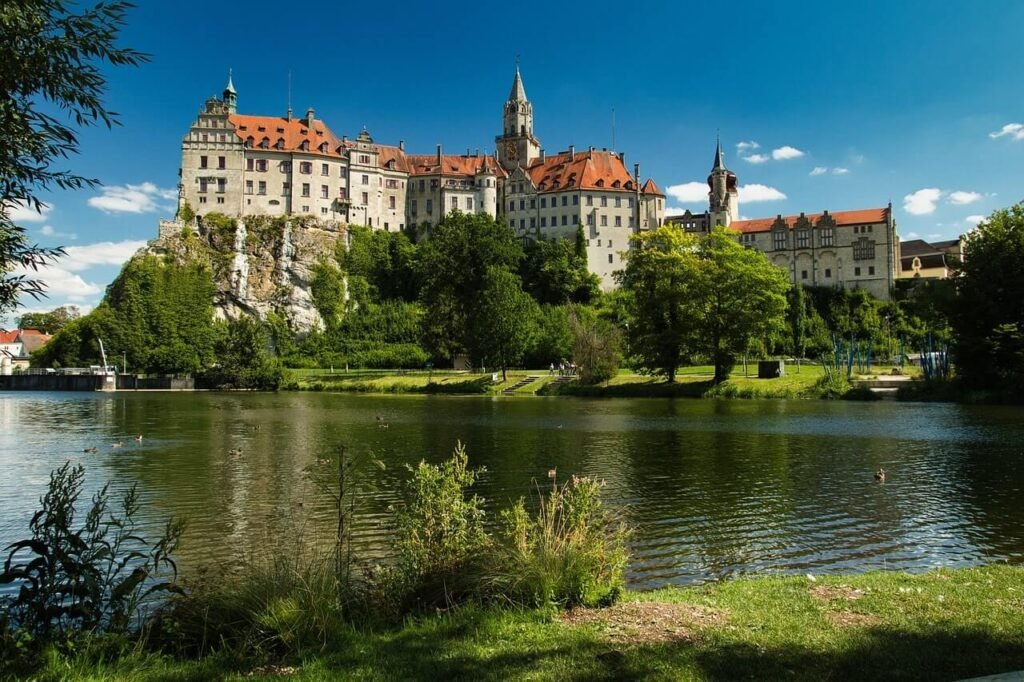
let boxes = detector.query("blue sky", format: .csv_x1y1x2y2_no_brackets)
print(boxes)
6,0,1024,324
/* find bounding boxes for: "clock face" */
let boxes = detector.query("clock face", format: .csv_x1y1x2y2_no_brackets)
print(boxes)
504,141,518,161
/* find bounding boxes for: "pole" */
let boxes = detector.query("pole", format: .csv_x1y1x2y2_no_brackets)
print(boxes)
123,351,127,375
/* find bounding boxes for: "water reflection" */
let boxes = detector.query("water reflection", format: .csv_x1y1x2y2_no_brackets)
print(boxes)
1,391,1022,589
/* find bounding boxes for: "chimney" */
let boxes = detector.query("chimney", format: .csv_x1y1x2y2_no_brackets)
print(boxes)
620,152,626,166
306,107,315,126
467,147,471,156
634,163,640,184
436,144,442,165
342,135,347,144
540,148,546,162
399,140,405,151
475,148,480,156
589,145,594,153
569,145,575,161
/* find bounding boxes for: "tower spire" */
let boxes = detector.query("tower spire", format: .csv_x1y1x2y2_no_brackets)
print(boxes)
222,68,237,113
508,62,527,102
712,135,725,171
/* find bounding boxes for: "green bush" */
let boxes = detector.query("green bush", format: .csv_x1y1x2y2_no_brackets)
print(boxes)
488,474,629,608
0,463,183,668
377,442,488,614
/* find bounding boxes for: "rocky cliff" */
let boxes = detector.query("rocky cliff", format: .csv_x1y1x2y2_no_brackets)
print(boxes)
149,214,344,332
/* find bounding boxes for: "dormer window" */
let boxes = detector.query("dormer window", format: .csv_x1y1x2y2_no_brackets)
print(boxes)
257,126,266,132
260,137,269,149
300,140,309,151
245,136,254,148
275,138,284,150
596,179,605,187
276,127,284,133
319,142,328,153
612,180,621,188
538,182,547,191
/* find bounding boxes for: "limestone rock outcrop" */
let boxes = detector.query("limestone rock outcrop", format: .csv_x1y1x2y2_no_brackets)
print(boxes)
149,215,343,333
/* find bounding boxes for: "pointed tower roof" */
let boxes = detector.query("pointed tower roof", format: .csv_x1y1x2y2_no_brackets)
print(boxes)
224,69,236,95
712,137,726,171
508,65,527,102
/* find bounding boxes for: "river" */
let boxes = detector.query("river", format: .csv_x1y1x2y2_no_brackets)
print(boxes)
1,391,1022,589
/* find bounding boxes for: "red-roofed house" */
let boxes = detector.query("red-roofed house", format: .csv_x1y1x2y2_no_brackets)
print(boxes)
0,329,52,374
666,143,898,300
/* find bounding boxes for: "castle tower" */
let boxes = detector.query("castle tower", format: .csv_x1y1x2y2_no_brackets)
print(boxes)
496,65,540,171
708,138,738,227
222,70,237,114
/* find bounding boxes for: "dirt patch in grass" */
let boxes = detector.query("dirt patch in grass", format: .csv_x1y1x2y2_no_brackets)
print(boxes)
562,601,726,644
246,665,299,677
826,610,881,628
810,584,866,602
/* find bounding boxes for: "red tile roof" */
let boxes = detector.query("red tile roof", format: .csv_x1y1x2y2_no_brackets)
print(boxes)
641,178,663,196
228,115,345,158
524,150,658,194
730,208,889,234
406,154,507,178
0,330,18,344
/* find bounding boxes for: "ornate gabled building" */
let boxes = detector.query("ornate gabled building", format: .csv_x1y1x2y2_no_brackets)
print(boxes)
175,68,665,287
666,142,898,300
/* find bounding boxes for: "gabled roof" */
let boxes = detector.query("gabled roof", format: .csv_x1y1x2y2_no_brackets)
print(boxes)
641,178,663,196
0,330,18,344
406,154,506,178
524,149,656,194
375,145,412,173
228,114,345,158
18,329,50,354
729,207,889,234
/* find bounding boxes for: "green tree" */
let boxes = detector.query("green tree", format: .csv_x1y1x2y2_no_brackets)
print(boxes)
17,305,80,333
310,261,345,328
519,236,600,305
616,226,698,382
787,285,808,368
468,267,538,380
339,225,418,304
417,212,523,360
568,305,621,384
620,226,790,383
0,1,146,312
949,204,1024,390
204,317,282,389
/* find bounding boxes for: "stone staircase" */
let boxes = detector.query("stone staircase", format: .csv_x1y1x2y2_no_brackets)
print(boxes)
501,375,540,395
547,375,576,388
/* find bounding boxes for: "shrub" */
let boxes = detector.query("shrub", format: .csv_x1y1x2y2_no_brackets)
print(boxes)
379,442,488,613
488,474,629,609
0,463,183,660
810,372,852,399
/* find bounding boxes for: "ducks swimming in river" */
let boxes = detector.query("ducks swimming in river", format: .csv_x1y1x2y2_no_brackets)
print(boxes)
874,468,886,483
83,447,98,454
229,448,243,457
134,435,143,443
111,441,123,449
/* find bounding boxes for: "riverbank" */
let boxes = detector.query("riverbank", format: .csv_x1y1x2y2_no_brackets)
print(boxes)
32,564,1024,681
282,364,895,400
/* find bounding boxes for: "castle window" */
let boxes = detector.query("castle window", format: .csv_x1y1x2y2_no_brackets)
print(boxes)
509,200,515,212
561,196,568,206
201,134,208,142
321,163,329,176
573,195,579,205
615,196,621,208
245,180,253,194
586,195,593,206
362,174,369,185
339,187,347,199
320,143,328,153
615,216,622,227
587,214,595,226
411,199,418,215
801,270,808,280
390,196,396,210
198,178,208,193
819,227,833,247
341,168,348,178
853,238,875,260
596,179,604,187
426,199,433,213
261,138,270,149
300,140,309,151
796,229,809,249
530,217,536,228
571,215,578,225
855,267,861,276
629,198,635,208
773,230,788,250
218,156,226,170
275,139,284,149
245,137,253,148
359,154,370,164
214,178,225,193
246,158,254,171
540,197,547,208
869,266,875,275
200,155,208,169
561,215,568,226
362,192,368,205
600,215,608,227
612,180,621,189
541,217,547,227
600,196,608,207
258,181,266,195
321,185,329,199
530,198,536,209
299,162,311,174
301,183,310,197
608,254,613,264
452,197,458,210
467,197,474,211
824,268,831,278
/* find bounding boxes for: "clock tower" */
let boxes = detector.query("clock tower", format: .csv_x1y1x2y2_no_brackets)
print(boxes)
496,65,540,171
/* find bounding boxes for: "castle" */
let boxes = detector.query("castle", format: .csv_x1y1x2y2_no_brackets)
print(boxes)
665,141,899,300
176,69,665,289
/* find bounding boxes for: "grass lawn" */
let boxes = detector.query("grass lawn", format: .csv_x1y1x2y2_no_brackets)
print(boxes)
40,564,1024,681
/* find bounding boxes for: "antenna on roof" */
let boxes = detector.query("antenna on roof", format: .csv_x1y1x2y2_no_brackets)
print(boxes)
611,108,616,151
286,69,293,120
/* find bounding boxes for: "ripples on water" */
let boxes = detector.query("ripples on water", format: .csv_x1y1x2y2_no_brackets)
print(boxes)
1,391,1023,590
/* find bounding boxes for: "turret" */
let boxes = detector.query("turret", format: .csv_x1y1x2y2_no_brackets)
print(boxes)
497,64,540,170
222,70,237,114
707,138,738,227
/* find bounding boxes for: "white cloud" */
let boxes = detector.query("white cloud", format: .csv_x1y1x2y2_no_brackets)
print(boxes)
39,225,78,241
772,145,805,161
903,188,943,216
743,154,769,164
736,141,760,152
948,190,982,205
10,240,145,307
965,215,985,226
832,167,850,175
989,123,1024,141
809,166,828,176
738,184,787,202
905,232,920,239
666,181,709,204
4,200,52,224
87,182,177,214
664,206,698,217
